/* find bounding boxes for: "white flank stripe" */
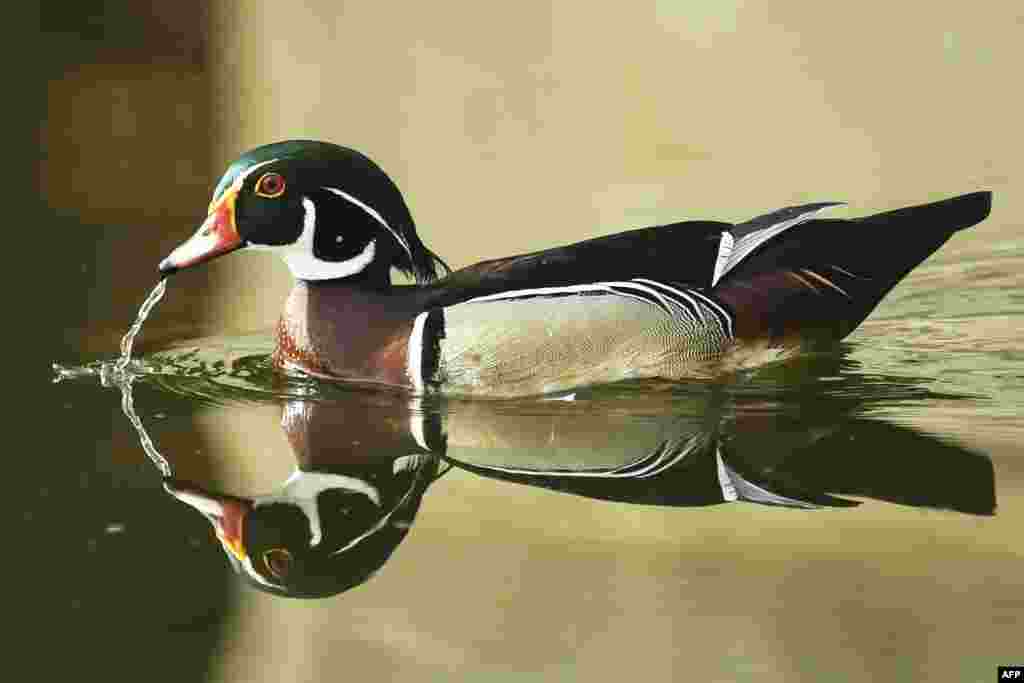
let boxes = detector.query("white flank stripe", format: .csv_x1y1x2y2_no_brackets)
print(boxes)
463,279,726,328
633,278,706,323
604,287,669,311
322,186,414,263
467,281,676,313
466,283,622,304
685,289,734,337
459,277,737,343
675,290,707,323
613,281,677,317
407,311,429,394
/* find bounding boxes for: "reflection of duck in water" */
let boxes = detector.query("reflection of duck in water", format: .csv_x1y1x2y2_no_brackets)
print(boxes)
438,388,995,513
166,381,995,599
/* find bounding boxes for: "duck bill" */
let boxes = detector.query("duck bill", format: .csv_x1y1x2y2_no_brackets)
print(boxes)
164,479,252,562
159,188,243,275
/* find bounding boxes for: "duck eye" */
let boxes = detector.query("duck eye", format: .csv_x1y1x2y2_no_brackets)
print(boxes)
255,172,286,198
262,548,293,578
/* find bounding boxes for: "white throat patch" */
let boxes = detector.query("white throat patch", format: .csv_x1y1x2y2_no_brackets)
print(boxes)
275,197,377,280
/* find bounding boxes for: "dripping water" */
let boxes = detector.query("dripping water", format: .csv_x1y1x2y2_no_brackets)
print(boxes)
116,278,168,372
110,371,173,476
53,278,168,384
109,278,173,474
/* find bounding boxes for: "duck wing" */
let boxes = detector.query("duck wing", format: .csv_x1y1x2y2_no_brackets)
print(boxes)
712,202,845,285
422,220,730,308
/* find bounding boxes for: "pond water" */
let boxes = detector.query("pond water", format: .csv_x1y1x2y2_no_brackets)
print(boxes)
41,227,1024,682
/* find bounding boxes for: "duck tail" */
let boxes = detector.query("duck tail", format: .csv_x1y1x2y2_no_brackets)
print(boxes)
711,191,992,346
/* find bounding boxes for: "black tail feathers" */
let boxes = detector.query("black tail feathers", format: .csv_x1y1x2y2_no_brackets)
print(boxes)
712,191,993,345
854,190,991,235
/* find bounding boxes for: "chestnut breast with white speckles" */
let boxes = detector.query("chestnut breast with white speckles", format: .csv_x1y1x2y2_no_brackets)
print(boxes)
274,283,417,388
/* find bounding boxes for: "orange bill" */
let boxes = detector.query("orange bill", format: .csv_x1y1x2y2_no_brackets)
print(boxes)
164,479,252,562
159,187,243,274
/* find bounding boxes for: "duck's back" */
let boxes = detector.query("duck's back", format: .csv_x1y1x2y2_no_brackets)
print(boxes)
423,220,730,308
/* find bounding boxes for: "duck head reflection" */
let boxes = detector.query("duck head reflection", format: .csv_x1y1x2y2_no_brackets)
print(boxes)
162,370,995,599
166,394,443,598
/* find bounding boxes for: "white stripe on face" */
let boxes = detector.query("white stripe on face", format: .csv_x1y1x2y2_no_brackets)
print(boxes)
209,157,280,214
322,186,415,264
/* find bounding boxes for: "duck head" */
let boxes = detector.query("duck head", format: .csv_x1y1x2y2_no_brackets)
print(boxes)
159,140,447,285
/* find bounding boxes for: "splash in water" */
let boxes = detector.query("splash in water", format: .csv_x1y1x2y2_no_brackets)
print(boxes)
50,357,173,475
52,278,174,475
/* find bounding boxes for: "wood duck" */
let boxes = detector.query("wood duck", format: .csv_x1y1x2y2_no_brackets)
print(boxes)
160,140,992,397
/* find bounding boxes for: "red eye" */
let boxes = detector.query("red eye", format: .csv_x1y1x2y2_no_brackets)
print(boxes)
263,548,293,578
255,172,286,198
